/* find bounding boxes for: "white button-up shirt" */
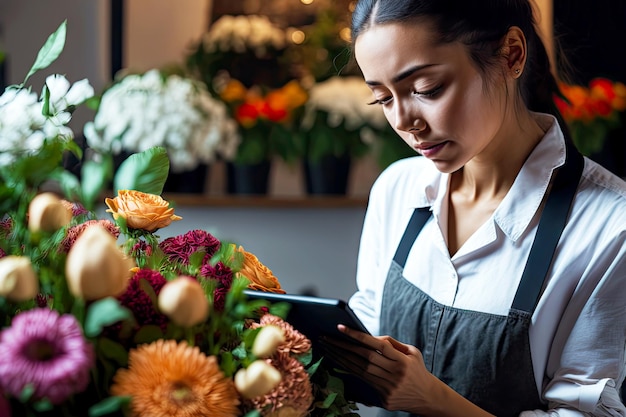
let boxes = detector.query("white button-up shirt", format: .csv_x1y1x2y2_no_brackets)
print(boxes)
349,113,626,416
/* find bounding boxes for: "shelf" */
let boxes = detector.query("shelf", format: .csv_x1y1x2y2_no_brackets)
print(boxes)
162,194,369,209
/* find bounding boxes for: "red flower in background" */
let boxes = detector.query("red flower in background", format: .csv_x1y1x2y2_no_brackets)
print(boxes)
554,77,626,155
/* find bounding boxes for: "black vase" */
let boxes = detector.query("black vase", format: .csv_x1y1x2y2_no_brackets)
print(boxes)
226,160,271,195
303,154,351,195
163,163,209,194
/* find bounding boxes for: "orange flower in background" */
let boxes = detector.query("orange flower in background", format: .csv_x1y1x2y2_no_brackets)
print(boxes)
111,340,240,417
556,77,626,123
105,190,182,232
234,245,285,293
219,79,248,103
554,77,626,156
221,79,308,128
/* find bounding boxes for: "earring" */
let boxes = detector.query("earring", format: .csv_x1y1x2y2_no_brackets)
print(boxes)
514,68,521,75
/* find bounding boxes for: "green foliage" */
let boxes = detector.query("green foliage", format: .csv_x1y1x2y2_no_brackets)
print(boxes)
113,147,170,195
21,20,67,87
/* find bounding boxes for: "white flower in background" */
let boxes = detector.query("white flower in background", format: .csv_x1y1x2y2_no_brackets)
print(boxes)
0,76,94,167
203,15,287,57
301,76,388,140
84,69,240,172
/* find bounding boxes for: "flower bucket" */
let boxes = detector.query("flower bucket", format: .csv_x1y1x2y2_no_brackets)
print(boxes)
163,163,210,194
303,154,351,195
226,160,271,195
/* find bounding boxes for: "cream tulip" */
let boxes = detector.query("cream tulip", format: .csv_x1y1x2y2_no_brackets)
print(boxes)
0,256,39,301
157,276,209,327
28,192,72,233
234,359,282,399
252,325,285,358
65,225,133,300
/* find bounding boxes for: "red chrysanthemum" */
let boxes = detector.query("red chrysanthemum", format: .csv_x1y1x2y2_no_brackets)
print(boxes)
160,230,221,265
117,269,169,331
200,261,234,311
60,220,120,253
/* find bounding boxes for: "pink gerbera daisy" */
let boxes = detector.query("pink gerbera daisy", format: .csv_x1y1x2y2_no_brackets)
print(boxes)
0,308,95,404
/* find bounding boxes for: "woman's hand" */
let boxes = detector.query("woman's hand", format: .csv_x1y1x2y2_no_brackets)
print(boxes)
322,325,496,417
321,324,437,413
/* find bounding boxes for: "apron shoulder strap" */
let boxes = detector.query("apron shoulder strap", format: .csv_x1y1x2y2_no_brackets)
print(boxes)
393,207,432,267
512,145,585,313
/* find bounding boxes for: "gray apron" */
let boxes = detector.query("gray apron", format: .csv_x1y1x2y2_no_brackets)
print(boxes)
377,146,583,417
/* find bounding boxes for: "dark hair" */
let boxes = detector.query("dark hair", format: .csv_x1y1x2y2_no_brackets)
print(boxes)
351,0,570,135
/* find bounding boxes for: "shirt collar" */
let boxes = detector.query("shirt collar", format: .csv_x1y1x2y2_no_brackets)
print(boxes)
494,113,566,241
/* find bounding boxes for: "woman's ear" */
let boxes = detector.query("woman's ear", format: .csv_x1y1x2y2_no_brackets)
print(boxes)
501,26,527,78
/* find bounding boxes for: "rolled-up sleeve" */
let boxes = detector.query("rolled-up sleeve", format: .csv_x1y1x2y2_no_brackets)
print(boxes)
535,239,626,416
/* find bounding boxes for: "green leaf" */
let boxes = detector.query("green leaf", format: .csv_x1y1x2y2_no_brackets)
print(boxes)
85,297,133,337
32,398,53,412
23,20,67,86
19,383,35,402
114,147,170,194
133,324,164,344
322,392,338,408
89,395,132,417
81,158,113,210
52,169,81,202
97,338,129,366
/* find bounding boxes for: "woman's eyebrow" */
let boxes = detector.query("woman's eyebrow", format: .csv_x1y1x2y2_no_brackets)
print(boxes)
365,64,436,86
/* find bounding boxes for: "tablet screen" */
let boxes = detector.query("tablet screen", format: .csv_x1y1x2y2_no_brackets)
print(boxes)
244,290,383,407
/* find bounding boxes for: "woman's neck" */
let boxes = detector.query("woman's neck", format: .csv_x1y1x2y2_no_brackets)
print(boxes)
452,110,545,203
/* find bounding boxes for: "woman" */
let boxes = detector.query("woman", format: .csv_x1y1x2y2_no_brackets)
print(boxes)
325,0,626,416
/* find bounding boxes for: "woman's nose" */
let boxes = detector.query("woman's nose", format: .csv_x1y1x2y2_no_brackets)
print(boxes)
394,103,426,133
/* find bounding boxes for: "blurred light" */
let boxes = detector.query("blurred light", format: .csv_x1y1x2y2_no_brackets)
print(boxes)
349,1,357,12
301,0,314,4
339,27,352,42
291,30,306,45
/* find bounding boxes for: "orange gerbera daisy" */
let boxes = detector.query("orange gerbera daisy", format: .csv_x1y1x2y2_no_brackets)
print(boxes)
110,340,240,417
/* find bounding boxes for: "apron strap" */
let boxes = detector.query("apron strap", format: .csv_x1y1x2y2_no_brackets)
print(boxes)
393,207,432,267
512,144,585,313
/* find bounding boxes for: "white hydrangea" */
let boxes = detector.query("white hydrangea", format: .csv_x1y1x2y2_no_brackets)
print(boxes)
301,76,388,133
0,75,94,167
84,69,240,172
202,15,287,58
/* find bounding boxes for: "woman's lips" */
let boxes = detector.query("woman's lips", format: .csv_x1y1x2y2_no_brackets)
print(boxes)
415,141,447,158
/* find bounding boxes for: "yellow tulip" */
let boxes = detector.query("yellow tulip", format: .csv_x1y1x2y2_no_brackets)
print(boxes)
28,192,72,233
234,360,282,399
157,276,209,327
65,225,133,300
252,325,285,358
0,256,39,301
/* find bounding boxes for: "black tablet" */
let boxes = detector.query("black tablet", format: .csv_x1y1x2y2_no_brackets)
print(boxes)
244,290,383,407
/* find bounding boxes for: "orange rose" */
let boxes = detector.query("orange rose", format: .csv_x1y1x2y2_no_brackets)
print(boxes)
234,245,285,293
105,190,182,232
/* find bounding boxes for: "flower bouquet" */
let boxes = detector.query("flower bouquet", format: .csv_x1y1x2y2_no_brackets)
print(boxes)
554,77,626,156
0,21,361,417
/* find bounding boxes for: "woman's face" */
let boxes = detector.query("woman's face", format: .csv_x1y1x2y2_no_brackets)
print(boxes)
355,22,509,173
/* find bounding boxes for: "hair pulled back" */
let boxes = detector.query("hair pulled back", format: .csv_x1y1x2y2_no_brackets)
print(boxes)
351,0,566,128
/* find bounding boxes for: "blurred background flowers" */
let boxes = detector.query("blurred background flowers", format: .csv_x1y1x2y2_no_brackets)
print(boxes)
554,77,626,156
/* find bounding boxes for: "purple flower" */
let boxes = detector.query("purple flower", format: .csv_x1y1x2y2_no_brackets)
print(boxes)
0,308,94,405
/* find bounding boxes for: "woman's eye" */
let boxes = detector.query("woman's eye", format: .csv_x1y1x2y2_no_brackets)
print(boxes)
412,85,443,98
367,96,393,106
